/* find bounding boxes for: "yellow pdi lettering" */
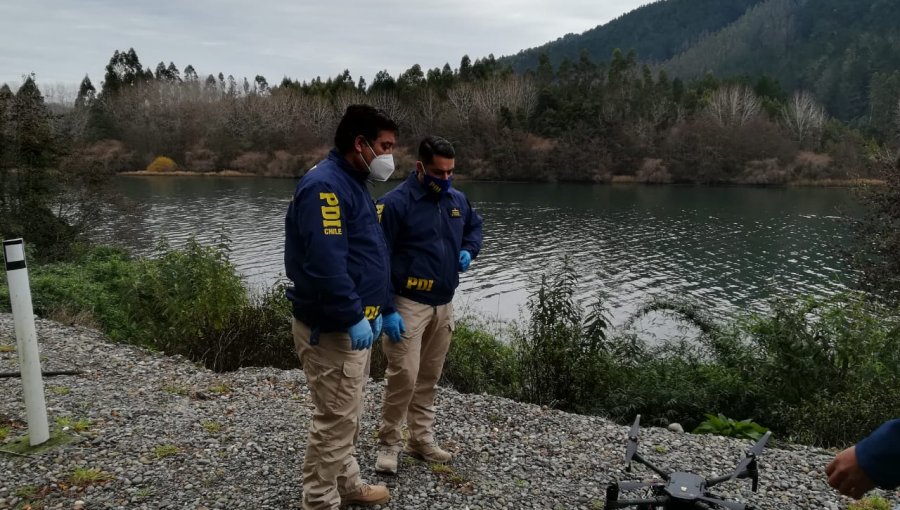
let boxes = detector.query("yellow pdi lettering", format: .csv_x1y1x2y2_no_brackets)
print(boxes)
406,277,434,292
320,192,341,229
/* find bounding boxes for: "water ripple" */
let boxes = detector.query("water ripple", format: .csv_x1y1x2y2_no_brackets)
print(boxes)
114,178,860,331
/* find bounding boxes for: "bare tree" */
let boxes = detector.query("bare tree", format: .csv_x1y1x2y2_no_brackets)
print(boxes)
414,87,444,137
473,79,505,118
705,85,761,127
368,91,409,127
333,89,366,118
300,94,336,142
446,83,475,127
42,82,79,106
781,90,827,148
894,98,900,139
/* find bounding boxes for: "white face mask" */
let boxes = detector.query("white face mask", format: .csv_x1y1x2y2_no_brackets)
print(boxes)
363,141,395,182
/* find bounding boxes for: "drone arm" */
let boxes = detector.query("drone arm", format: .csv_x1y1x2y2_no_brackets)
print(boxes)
631,452,670,480
706,473,736,488
707,459,759,491
605,497,669,509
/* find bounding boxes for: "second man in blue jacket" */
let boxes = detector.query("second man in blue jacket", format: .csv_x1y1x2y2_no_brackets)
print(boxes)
374,136,483,474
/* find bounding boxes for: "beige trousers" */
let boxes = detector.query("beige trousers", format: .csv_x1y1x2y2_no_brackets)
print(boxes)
379,296,453,447
293,318,370,510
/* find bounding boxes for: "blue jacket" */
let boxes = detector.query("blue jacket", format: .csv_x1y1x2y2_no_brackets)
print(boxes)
284,149,390,332
377,172,483,312
857,419,900,489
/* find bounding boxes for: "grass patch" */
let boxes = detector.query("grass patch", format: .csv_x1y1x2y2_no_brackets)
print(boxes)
135,487,154,499
162,384,189,396
55,417,92,432
1,429,78,455
430,463,453,475
70,467,113,486
48,386,70,395
849,495,892,510
154,444,180,458
0,344,15,353
201,420,222,434
0,425,9,442
429,462,470,487
15,485,37,498
208,383,231,395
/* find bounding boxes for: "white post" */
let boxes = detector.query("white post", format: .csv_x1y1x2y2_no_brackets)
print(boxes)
3,238,49,446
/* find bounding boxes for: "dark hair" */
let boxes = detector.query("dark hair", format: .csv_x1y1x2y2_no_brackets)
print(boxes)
418,136,455,164
334,104,398,153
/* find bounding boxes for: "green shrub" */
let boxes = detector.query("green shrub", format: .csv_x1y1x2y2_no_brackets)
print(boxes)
1,240,292,372
693,413,768,441
513,259,611,412
123,239,248,353
441,319,518,398
0,245,140,338
192,283,295,371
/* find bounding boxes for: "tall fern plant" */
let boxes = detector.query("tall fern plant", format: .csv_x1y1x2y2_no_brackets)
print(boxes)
514,258,611,412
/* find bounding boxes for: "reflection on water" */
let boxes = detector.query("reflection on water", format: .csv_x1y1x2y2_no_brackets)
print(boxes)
114,177,860,338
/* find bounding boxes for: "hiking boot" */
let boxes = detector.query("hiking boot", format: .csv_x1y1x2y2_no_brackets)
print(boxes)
405,442,452,463
341,484,390,507
375,445,400,475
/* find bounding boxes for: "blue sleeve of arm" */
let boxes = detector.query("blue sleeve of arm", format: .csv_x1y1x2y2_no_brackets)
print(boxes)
293,181,364,328
462,198,483,259
856,419,900,489
377,196,401,315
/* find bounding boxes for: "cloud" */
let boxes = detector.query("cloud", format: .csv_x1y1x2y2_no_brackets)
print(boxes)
0,0,646,88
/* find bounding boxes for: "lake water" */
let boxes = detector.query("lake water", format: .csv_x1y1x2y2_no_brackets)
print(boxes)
114,176,860,338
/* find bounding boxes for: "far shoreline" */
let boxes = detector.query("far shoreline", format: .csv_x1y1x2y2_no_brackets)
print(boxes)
118,171,884,188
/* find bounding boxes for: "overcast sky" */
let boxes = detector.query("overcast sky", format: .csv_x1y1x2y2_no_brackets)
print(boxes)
0,0,646,94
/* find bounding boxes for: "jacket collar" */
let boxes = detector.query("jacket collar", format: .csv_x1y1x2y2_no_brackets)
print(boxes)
407,170,454,203
328,148,368,183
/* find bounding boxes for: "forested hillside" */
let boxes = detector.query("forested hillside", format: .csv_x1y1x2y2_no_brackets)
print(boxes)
503,0,900,130
502,0,764,72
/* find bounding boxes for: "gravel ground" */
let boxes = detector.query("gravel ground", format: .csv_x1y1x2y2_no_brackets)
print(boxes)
1,314,897,510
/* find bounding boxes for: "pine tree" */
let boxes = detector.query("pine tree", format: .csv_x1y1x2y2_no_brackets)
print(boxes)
0,84,14,208
75,75,96,109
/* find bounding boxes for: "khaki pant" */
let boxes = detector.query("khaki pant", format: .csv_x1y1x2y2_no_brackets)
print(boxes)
293,319,370,510
379,296,453,447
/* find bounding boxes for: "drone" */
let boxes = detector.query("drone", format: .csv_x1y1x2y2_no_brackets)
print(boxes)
604,415,772,510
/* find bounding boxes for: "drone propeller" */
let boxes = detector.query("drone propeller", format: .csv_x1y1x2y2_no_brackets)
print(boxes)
697,495,748,510
625,414,641,469
729,431,771,481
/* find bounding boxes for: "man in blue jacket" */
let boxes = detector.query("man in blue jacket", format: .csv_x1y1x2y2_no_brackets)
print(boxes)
826,419,900,499
374,136,483,475
284,104,396,509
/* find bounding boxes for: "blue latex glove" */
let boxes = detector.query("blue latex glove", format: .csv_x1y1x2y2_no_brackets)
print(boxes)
371,314,383,341
348,317,374,350
383,312,406,342
458,250,472,272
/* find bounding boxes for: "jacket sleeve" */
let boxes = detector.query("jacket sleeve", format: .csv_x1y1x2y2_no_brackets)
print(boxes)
377,194,402,315
462,197,484,259
856,419,900,489
291,180,364,328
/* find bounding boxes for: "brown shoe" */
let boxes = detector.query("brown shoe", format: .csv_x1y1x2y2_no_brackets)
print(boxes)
405,442,452,463
375,445,400,475
341,484,390,507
